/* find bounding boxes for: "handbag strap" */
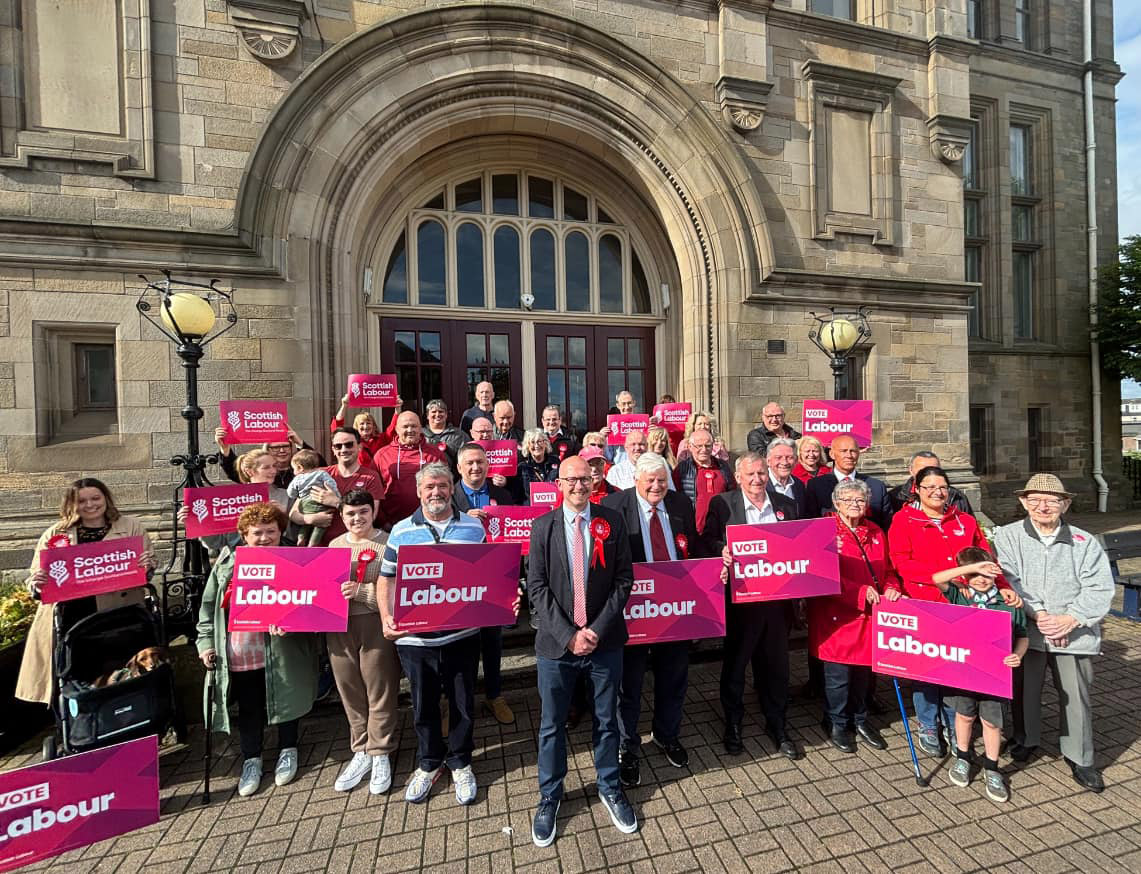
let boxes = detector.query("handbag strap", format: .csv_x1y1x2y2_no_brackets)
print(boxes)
843,522,880,587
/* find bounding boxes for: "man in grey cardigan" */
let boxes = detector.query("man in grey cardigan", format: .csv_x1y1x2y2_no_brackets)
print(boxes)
993,474,1114,793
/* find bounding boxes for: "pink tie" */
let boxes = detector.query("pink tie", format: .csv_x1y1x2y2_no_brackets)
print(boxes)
572,514,587,627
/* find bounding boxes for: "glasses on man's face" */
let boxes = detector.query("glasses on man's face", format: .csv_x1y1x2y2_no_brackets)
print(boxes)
1024,497,1065,508
560,476,591,486
332,442,357,451
268,444,291,452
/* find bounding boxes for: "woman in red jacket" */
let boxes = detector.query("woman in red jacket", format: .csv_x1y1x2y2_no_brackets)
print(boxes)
329,393,402,467
810,479,901,755
888,465,1019,756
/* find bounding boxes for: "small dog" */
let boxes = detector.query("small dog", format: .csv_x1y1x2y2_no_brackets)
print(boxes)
93,646,171,688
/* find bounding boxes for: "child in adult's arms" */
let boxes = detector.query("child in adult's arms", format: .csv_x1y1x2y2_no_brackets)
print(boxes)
931,546,1029,804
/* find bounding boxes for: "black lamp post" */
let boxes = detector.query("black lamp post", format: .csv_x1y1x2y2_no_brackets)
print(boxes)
136,271,237,640
808,307,872,400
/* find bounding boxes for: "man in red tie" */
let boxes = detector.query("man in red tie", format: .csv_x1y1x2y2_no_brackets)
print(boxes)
527,456,636,847
603,453,701,788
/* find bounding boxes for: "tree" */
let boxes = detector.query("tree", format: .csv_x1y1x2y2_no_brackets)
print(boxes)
1095,236,1141,382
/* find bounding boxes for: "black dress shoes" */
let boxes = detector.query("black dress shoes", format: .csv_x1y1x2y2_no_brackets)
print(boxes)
1068,759,1105,793
856,724,887,750
618,748,641,788
830,727,856,754
1008,742,1037,763
723,723,744,755
767,731,799,760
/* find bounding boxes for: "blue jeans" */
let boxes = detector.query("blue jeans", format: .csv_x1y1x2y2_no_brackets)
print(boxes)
821,661,870,730
912,682,955,733
537,648,622,800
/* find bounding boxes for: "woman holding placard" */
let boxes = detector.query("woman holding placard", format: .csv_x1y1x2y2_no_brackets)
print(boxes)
17,478,155,704
326,490,401,795
810,480,901,754
196,502,319,798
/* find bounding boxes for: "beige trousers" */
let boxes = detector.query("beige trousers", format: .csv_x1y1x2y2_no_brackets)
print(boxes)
327,612,402,756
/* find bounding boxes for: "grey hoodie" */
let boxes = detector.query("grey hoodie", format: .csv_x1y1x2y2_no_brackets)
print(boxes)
993,518,1114,655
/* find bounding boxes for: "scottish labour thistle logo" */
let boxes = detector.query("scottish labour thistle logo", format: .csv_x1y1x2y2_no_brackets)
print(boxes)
226,410,241,430
350,382,360,399
48,560,69,585
192,500,209,523
487,517,502,539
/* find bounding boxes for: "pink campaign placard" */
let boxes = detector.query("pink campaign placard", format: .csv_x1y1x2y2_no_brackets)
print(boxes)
872,599,1014,698
726,518,840,604
0,735,158,873
481,505,547,557
183,483,270,538
346,373,399,408
652,402,692,434
625,559,726,645
606,414,651,445
801,399,874,448
393,542,522,633
475,439,519,476
227,546,352,633
39,537,147,604
219,400,290,444
529,482,561,509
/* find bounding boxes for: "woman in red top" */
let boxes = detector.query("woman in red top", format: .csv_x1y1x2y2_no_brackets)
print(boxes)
809,479,901,754
888,465,1019,754
329,393,402,467
792,435,832,484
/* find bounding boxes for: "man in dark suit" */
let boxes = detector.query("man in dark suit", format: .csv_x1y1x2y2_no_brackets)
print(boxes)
602,452,701,788
764,437,808,518
803,434,892,529
527,456,637,848
701,451,800,760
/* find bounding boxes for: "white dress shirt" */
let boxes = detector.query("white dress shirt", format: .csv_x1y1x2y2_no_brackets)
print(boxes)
634,492,677,561
743,492,778,525
770,475,796,500
561,502,590,580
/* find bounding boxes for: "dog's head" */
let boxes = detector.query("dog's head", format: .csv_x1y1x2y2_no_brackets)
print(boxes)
127,647,170,674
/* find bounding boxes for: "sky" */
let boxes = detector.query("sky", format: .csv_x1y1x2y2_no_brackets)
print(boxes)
1116,5,1139,399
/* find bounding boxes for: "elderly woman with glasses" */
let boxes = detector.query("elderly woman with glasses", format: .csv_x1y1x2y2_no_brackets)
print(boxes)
888,465,1020,756
810,480,901,754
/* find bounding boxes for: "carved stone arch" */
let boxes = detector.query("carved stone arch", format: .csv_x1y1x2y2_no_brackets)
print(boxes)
235,4,774,427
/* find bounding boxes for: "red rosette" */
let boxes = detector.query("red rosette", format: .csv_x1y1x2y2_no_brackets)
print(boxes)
675,533,689,560
589,517,610,569
775,511,785,520
356,548,377,583
46,534,71,549
437,443,447,454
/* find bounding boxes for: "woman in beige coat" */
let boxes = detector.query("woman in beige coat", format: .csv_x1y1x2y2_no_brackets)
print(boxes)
16,478,154,704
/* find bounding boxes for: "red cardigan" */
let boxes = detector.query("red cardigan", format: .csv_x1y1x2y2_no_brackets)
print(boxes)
887,504,1006,602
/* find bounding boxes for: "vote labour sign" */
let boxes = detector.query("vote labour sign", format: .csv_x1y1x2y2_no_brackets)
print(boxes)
800,399,874,448
0,735,158,873
227,546,351,633
529,482,561,508
871,599,1014,698
346,373,399,408
625,559,725,645
393,542,522,633
606,414,651,445
219,400,289,444
38,537,147,604
481,505,546,556
474,439,519,476
726,518,840,604
183,483,270,538
652,402,692,434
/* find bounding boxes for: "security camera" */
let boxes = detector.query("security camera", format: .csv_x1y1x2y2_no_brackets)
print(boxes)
521,293,535,310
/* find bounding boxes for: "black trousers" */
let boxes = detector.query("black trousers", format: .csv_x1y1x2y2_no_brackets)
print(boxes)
230,668,299,759
821,661,871,730
720,601,789,737
397,634,480,771
618,640,689,754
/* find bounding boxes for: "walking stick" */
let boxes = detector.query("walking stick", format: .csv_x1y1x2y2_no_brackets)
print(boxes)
203,665,216,804
893,678,928,787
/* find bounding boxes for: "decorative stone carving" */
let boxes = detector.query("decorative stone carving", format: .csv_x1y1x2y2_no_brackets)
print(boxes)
227,0,307,63
927,114,975,164
716,76,773,133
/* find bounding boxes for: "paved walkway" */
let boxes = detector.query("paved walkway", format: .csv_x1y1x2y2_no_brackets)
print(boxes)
8,612,1141,874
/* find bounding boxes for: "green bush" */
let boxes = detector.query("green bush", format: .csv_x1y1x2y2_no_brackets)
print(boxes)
0,583,37,648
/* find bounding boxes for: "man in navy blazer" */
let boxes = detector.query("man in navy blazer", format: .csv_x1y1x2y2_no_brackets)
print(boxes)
803,434,892,529
527,456,637,847
602,452,701,788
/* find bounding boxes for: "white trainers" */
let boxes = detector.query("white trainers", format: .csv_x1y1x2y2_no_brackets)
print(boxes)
452,765,477,805
405,766,442,803
274,747,298,787
370,754,392,795
334,751,372,792
238,758,263,797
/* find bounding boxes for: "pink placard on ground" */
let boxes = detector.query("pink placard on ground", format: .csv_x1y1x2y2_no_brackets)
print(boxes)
872,599,1014,698
625,558,726,645
393,542,522,633
474,440,519,476
39,537,147,604
726,518,840,604
346,373,399,408
606,414,651,445
529,482,561,508
800,399,874,448
481,505,547,556
0,735,158,873
183,483,270,538
219,400,290,444
652,402,692,434
227,546,351,633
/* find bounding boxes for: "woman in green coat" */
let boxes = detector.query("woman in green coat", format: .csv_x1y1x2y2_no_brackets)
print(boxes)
196,502,318,798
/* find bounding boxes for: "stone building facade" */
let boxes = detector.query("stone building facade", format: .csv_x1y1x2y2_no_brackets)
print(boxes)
0,0,1127,566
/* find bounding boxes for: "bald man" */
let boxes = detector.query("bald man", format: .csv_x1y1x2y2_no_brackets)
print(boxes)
460,381,497,434
372,411,445,527
745,403,802,455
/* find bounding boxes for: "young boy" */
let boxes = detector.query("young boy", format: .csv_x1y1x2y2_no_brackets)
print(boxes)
932,546,1029,803
287,449,341,546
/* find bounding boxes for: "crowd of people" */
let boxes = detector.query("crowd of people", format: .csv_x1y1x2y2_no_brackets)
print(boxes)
15,383,1117,850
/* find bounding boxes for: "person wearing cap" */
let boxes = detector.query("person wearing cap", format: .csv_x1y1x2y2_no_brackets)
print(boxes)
581,445,617,504
993,474,1114,793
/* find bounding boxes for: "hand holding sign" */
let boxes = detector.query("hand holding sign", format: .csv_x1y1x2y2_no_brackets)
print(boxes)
801,400,874,448
606,414,650,445
726,518,840,603
219,400,290,444
346,374,399,408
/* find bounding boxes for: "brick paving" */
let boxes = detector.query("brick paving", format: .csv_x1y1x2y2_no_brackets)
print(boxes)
8,615,1141,874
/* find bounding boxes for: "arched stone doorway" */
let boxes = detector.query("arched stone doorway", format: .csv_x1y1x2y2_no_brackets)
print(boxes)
235,4,773,431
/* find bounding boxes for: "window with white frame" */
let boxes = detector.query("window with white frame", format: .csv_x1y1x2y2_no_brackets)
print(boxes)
380,172,655,316
1014,0,1032,49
